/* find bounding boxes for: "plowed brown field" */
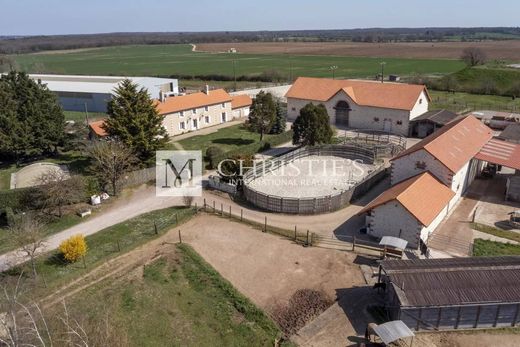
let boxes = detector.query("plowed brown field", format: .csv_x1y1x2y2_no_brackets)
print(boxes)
196,41,520,60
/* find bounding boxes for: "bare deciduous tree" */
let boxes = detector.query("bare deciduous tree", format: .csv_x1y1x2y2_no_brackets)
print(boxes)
38,169,85,218
88,141,136,196
9,215,45,279
461,47,487,66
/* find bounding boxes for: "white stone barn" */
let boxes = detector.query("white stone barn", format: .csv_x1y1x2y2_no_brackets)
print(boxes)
359,115,494,249
285,77,430,136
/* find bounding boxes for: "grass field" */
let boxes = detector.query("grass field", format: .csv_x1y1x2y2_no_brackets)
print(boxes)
2,207,196,295
429,90,520,112
59,244,286,346
64,110,106,122
13,44,465,79
473,238,520,256
471,223,520,243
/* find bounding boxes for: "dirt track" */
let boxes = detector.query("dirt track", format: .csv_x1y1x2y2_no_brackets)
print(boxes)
196,41,520,60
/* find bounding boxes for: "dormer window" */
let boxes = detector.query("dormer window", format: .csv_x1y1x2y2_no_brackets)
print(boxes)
419,98,423,104
221,103,226,108
192,109,197,114
205,106,209,112
180,111,184,117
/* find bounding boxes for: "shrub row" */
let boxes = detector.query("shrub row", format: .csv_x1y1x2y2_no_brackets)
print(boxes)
168,70,288,83
0,187,42,213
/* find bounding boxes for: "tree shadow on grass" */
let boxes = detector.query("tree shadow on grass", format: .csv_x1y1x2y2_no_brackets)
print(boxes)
211,138,255,146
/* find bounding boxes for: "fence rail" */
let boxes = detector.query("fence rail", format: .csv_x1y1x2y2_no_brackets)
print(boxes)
201,198,402,258
242,144,387,214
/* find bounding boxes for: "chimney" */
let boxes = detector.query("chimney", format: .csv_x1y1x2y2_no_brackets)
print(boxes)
204,85,210,95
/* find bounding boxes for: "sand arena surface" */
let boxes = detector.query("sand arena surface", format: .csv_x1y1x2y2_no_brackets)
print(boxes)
247,155,376,198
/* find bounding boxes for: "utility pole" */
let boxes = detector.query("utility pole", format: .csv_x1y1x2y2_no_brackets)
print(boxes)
380,62,386,83
232,60,237,91
330,65,338,80
84,102,90,127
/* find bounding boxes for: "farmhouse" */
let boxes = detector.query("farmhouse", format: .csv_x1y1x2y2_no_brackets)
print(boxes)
360,116,493,248
86,88,251,138
29,74,179,113
378,256,520,331
157,87,251,137
285,77,430,136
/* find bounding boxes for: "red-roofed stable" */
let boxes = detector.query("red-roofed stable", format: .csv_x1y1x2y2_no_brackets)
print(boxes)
392,115,493,173
285,77,430,111
231,94,252,109
359,172,455,226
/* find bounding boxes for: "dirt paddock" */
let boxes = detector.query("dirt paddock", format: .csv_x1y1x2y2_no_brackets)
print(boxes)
196,41,520,60
181,214,365,308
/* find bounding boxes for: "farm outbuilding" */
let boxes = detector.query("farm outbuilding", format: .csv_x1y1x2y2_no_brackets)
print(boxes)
285,77,430,136
378,257,520,331
408,109,459,138
30,74,179,112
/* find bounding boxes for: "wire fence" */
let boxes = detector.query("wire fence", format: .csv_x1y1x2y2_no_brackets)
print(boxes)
201,198,403,258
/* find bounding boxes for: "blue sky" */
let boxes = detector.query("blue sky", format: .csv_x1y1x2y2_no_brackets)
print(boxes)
1,0,518,35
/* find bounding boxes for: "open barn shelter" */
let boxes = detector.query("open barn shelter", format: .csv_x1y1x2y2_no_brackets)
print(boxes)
378,257,520,331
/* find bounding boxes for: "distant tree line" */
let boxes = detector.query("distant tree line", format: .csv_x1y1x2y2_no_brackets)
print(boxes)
2,27,520,54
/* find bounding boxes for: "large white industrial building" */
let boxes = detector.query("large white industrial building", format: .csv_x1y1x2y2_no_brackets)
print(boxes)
30,74,179,112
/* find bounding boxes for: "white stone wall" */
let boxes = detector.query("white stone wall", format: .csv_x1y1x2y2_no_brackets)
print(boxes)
409,91,430,120
450,159,481,198
366,201,422,249
232,106,250,119
391,149,452,186
286,88,426,136
161,101,233,137
420,203,450,244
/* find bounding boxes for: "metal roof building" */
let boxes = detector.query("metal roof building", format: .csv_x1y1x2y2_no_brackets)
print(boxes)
378,256,520,331
30,74,178,113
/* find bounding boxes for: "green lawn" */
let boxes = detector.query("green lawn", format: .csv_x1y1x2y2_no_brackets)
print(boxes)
0,164,17,190
64,110,106,122
12,44,465,80
0,214,84,254
471,223,520,243
176,123,293,155
2,207,196,295
429,90,520,113
473,238,520,256
59,244,287,346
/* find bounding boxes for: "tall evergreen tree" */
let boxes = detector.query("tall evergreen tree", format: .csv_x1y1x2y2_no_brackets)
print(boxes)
104,79,168,163
269,100,286,134
248,91,276,141
292,103,333,146
0,72,64,163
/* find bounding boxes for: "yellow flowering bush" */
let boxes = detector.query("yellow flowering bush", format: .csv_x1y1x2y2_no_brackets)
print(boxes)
59,234,87,263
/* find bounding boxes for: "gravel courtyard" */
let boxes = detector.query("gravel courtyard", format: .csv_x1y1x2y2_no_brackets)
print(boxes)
247,155,376,198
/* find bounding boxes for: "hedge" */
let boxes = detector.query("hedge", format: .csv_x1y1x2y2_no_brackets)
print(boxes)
0,187,42,213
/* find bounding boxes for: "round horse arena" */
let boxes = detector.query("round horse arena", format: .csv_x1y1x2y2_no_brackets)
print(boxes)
10,162,69,189
243,145,385,214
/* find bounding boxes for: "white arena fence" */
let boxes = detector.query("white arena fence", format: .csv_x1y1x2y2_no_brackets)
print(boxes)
242,145,387,214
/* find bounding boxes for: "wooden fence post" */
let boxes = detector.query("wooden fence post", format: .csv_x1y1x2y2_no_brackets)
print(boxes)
204,198,207,212
221,203,223,216
154,221,158,234
175,214,178,225
306,230,310,246
178,230,182,244
241,209,243,221
352,236,356,251
294,225,297,241
264,216,267,232
213,201,215,213
117,240,121,252
229,206,231,218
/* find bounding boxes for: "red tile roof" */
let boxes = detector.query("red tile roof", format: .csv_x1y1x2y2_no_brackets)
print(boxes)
474,138,520,170
89,119,108,137
359,172,455,226
285,77,429,111
392,115,493,173
155,89,232,115
231,94,252,109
